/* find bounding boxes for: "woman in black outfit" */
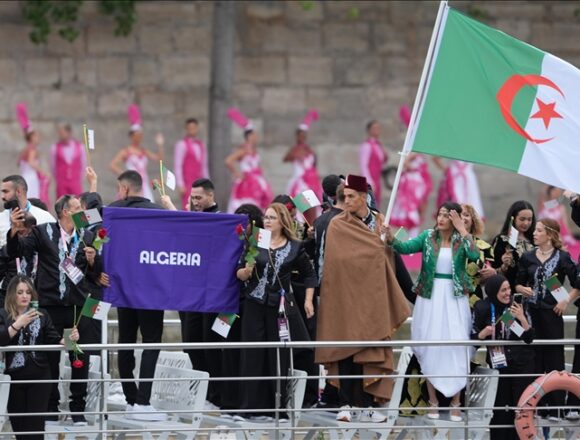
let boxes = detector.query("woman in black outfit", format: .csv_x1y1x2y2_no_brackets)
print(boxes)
472,274,534,440
236,203,317,420
0,275,79,439
492,200,536,289
516,218,578,420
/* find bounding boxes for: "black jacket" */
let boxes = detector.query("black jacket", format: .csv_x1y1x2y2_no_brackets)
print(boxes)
471,298,535,366
7,224,103,307
0,308,62,374
108,196,162,210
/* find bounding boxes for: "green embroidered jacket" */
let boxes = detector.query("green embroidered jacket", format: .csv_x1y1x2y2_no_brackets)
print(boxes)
392,229,480,299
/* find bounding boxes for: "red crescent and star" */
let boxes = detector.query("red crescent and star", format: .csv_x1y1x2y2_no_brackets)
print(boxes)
496,74,564,144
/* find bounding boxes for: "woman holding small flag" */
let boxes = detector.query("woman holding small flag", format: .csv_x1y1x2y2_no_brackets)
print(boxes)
471,274,534,440
515,218,578,420
386,202,479,421
236,202,316,420
492,201,536,289
0,275,79,439
110,105,164,202
225,108,273,212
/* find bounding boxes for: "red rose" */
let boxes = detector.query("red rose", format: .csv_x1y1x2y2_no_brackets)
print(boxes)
72,359,84,369
285,202,294,212
235,224,245,235
98,228,107,239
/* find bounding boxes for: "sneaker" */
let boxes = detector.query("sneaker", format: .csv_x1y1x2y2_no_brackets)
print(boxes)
567,411,580,421
232,415,246,422
71,415,88,426
249,415,273,422
336,405,352,422
548,415,561,423
360,409,387,423
220,413,234,420
131,404,167,422
204,400,221,411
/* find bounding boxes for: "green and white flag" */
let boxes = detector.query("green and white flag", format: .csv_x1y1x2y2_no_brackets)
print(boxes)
71,208,102,231
409,5,580,193
80,297,111,321
292,190,321,213
162,164,176,191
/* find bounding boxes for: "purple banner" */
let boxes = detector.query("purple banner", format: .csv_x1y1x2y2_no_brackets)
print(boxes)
103,207,246,313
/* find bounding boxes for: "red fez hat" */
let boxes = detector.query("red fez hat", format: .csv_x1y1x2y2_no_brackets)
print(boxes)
344,175,368,193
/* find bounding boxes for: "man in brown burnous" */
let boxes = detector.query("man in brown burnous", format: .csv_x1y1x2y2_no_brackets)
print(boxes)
315,174,410,423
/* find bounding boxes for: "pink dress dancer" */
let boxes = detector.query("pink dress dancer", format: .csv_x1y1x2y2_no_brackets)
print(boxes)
174,137,209,209
15,103,50,205
226,108,273,213
285,110,322,200
50,138,85,197
436,160,485,219
125,150,154,202
390,154,433,237
359,135,387,208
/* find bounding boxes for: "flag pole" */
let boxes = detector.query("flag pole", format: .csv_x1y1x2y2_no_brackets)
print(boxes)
159,160,166,196
384,0,449,225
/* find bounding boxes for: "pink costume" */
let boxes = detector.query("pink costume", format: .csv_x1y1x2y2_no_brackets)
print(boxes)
539,203,577,247
174,137,209,209
390,155,433,237
287,146,322,200
436,160,485,218
287,110,322,200
15,104,50,205
359,137,387,207
50,139,85,197
226,107,273,213
228,147,272,213
125,150,154,202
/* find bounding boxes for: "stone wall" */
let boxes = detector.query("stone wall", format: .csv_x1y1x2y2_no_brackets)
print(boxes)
0,1,579,235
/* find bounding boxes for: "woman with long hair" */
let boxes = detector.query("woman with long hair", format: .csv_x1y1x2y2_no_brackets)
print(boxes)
236,203,316,420
516,218,578,420
492,201,536,289
461,204,495,304
386,202,479,421
0,275,78,439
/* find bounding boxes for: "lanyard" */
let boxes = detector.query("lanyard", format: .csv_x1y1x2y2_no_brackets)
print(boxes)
278,289,286,315
490,303,496,340
60,229,79,259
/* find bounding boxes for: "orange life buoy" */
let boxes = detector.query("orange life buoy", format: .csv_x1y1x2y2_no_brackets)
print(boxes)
515,371,580,439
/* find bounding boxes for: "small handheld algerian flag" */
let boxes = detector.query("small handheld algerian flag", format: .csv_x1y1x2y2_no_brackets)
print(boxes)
498,310,524,337
72,209,102,231
292,190,321,214
253,226,271,250
408,5,580,194
80,297,111,321
508,222,518,248
211,313,238,339
545,275,569,302
162,164,176,191
87,129,95,150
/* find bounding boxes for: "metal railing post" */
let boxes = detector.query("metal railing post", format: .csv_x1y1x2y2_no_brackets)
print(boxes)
275,347,281,440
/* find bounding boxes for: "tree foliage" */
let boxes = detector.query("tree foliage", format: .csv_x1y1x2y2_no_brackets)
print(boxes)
21,0,138,44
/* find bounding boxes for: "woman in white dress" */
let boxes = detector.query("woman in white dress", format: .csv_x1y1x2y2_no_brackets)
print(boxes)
387,202,479,421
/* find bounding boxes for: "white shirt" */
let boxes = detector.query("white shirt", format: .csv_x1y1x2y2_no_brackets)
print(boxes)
0,204,56,248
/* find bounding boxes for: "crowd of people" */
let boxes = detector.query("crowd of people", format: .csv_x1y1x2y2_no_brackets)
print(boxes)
1,106,580,440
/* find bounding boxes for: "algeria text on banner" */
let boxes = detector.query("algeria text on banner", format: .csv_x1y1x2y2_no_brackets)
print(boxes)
410,6,580,193
102,207,246,313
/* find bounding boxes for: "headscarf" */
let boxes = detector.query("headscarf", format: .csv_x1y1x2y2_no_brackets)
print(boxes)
485,274,510,316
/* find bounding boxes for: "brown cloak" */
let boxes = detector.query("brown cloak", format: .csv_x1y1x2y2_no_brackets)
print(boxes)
315,210,411,401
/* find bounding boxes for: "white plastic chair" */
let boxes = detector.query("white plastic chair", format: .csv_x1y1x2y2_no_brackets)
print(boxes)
156,350,193,370
45,370,111,440
107,365,209,440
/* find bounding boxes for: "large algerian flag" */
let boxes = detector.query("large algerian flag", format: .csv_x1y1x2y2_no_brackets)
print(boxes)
408,4,580,193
